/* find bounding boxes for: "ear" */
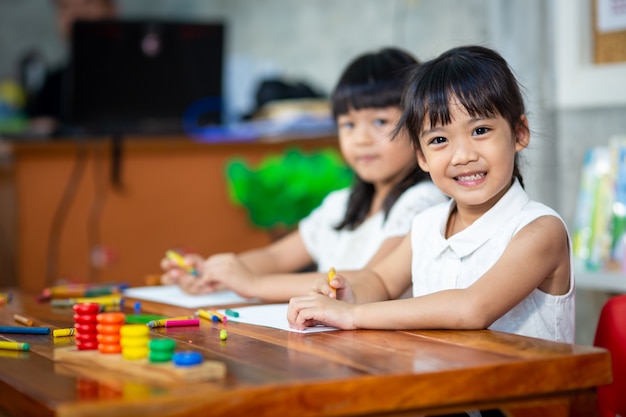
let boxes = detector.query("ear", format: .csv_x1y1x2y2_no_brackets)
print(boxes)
514,115,530,152
416,149,430,173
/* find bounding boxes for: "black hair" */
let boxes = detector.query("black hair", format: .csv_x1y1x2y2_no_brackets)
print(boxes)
331,48,431,231
396,45,527,188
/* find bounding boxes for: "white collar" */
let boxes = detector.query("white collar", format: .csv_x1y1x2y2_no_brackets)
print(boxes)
433,179,530,258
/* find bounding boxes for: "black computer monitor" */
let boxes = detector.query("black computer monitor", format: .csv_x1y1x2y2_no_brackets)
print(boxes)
67,19,224,135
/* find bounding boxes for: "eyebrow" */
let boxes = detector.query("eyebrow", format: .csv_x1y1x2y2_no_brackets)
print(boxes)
419,126,444,137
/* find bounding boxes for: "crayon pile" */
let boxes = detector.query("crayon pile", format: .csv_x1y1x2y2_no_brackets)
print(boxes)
120,324,150,360
39,283,128,303
96,312,125,354
73,303,100,350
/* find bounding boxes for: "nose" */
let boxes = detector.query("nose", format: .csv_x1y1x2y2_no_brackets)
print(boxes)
450,138,478,165
353,125,376,145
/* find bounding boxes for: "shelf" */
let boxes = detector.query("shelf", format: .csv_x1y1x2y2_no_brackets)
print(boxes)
575,270,626,293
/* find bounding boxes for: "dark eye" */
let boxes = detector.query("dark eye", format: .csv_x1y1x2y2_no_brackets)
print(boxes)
429,136,447,145
373,118,388,127
339,121,354,130
473,127,490,136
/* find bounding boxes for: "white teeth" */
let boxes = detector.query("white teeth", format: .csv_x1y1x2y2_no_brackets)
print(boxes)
456,173,485,181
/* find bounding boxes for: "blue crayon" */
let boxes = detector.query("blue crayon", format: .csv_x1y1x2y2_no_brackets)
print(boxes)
0,326,51,335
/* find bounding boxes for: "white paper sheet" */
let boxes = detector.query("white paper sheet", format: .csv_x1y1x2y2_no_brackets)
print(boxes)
218,303,339,333
123,285,256,308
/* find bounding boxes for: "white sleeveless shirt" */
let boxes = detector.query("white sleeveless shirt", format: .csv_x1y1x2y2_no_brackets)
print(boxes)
300,181,447,272
410,180,575,343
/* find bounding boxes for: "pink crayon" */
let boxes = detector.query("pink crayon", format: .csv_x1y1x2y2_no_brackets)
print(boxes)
164,318,200,328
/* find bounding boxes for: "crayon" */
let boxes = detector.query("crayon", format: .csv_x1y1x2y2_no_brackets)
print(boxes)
225,309,239,318
164,319,200,328
0,326,51,335
0,341,30,351
210,310,227,322
165,250,199,277
0,292,12,303
146,315,195,328
53,328,77,337
13,314,34,327
40,283,128,301
197,309,226,323
51,295,123,308
328,267,336,295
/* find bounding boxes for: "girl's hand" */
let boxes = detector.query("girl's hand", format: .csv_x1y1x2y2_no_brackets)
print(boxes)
287,294,357,330
201,253,255,297
160,253,204,286
160,253,220,294
314,272,355,304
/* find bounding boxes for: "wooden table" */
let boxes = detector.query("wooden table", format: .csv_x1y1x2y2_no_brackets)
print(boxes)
0,289,612,417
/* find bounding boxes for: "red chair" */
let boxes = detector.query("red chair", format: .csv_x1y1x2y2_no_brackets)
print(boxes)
594,294,626,417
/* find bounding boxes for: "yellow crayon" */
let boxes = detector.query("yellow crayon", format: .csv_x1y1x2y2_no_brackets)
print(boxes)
0,341,30,351
196,309,213,322
197,309,226,323
74,295,122,305
53,328,76,337
328,267,336,295
166,250,199,277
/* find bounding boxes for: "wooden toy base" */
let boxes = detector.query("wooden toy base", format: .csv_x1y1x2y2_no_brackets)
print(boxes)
53,346,226,384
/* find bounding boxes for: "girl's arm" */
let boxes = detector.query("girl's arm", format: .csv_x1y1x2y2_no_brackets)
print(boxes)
347,233,414,303
287,233,414,327
178,231,315,301
290,215,570,331
213,232,413,302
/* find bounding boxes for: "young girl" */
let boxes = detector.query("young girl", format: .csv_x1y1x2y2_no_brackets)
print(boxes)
287,45,575,345
161,48,448,302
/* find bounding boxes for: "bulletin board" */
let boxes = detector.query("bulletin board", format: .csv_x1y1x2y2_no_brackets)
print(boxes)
593,0,626,64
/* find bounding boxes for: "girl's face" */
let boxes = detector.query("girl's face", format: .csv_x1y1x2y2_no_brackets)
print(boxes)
337,106,416,190
415,99,529,214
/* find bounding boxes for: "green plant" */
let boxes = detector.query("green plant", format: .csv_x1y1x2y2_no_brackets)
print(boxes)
225,148,353,229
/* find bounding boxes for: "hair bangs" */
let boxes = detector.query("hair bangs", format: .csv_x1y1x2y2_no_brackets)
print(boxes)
428,60,501,130
332,80,404,118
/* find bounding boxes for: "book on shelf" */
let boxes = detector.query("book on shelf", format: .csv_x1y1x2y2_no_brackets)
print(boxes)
573,135,626,274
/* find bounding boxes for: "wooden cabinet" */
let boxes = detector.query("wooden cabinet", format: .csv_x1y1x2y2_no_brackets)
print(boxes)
0,135,338,292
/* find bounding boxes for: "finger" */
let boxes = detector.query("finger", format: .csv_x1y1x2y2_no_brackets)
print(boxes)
288,296,319,329
160,258,172,271
294,307,321,330
160,273,176,285
287,296,309,326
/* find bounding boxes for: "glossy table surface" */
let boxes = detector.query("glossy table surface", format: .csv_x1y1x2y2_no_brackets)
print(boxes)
0,289,612,417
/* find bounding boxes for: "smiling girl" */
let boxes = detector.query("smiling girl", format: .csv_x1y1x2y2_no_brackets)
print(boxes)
287,45,575,345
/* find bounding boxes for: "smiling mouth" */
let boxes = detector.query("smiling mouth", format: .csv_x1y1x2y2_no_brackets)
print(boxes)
357,155,378,162
455,173,486,181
